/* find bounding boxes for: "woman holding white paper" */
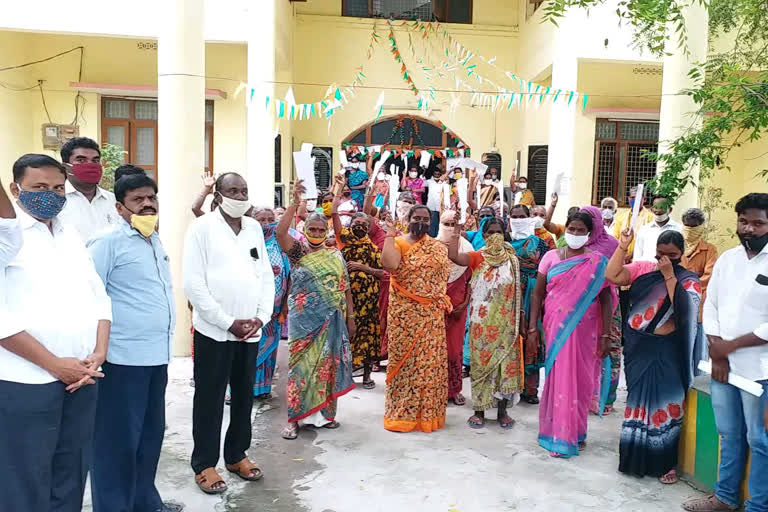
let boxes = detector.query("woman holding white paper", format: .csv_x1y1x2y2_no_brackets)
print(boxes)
605,229,701,483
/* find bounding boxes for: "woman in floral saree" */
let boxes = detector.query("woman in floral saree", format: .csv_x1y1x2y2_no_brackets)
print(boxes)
382,205,451,433
606,229,701,484
252,208,291,398
529,212,614,457
277,182,356,440
448,218,524,429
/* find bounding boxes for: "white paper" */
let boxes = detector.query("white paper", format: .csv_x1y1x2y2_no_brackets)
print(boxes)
420,151,431,168
697,361,765,397
339,150,349,168
462,159,488,173
300,143,313,154
442,183,452,209
553,172,570,197
446,158,461,171
358,162,367,172
293,151,317,199
496,179,506,215
403,154,408,171
629,183,645,233
476,179,482,212
374,151,391,173
457,177,468,224
389,173,400,218
389,164,396,174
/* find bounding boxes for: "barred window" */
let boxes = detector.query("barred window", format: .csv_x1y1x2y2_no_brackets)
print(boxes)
342,0,473,24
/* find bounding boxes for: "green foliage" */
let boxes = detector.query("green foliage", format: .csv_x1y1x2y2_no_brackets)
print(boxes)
98,143,127,191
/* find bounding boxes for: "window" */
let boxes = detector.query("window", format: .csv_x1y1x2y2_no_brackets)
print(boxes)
342,0,473,24
592,119,659,205
101,98,214,180
526,0,544,20
312,147,334,191
275,134,282,183
342,115,466,151
482,152,502,175
528,145,549,206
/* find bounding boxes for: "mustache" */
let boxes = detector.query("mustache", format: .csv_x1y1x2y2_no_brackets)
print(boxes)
139,208,157,215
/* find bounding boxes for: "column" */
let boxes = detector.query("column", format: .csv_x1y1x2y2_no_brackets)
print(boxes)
246,0,277,208
158,0,205,355
657,2,709,212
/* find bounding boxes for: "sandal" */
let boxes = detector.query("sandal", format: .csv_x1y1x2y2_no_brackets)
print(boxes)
499,416,516,430
226,458,263,482
682,495,739,512
322,421,341,429
195,468,227,495
578,441,587,451
362,379,376,390
659,469,678,485
450,393,466,406
281,423,299,440
467,415,485,429
522,394,540,405
549,451,563,458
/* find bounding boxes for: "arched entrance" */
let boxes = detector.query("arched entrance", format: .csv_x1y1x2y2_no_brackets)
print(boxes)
343,114,468,153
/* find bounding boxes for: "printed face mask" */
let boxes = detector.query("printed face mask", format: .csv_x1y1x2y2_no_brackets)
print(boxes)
409,222,429,237
351,225,368,238
17,188,67,220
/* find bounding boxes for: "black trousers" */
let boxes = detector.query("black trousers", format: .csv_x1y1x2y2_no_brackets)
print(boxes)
191,331,259,474
91,362,168,512
0,379,97,512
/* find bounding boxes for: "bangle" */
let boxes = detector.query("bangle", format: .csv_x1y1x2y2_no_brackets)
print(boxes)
527,328,537,333
386,234,396,238
664,275,676,282
619,245,630,251
600,334,612,339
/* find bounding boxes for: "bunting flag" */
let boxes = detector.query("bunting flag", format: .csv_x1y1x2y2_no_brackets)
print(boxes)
374,91,385,121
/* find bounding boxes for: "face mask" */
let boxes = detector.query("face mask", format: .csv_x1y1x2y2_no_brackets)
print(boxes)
409,222,430,238
657,255,682,266
351,225,368,238
377,172,386,181
17,188,67,220
409,172,418,179
305,230,328,247
739,231,768,254
601,209,615,221
219,196,251,218
654,213,670,224
129,213,158,237
508,217,535,240
71,162,103,184
262,222,278,239
322,202,333,217
564,233,589,250
396,201,412,220
454,172,463,180
484,179,494,186
629,198,636,209
517,183,527,190
532,216,545,229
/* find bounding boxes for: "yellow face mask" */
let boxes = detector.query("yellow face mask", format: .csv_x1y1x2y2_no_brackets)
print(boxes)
131,214,159,238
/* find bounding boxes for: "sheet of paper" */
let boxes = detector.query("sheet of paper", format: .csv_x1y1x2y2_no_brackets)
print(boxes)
442,183,452,209
463,159,488,173
447,158,461,171
403,154,408,171
374,151,391,172
457,177,468,224
629,183,645,233
389,173,400,219
420,151,431,168
496,179,505,215
339,150,349,168
300,143,313,154
697,361,765,397
553,172,571,197
293,151,317,199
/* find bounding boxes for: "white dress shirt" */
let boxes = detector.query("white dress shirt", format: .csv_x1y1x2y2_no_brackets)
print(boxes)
0,217,23,341
633,218,682,262
183,210,275,342
0,208,112,384
425,178,442,212
703,242,768,382
58,181,119,243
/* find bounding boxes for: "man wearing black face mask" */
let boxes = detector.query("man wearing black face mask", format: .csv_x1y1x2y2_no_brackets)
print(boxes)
683,193,768,512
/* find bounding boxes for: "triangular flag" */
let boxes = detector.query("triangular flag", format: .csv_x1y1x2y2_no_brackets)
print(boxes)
265,96,270,110
582,94,589,110
567,91,575,105
284,87,297,107
374,91,385,122
278,100,285,119
334,88,342,101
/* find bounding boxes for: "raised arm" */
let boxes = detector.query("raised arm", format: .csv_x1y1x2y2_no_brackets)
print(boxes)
191,175,215,218
605,228,633,287
331,193,343,238
467,170,478,211
448,223,470,267
543,192,558,232
0,176,15,219
278,181,304,253
381,222,401,271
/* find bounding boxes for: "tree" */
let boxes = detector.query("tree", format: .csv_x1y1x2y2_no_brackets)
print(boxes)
542,0,768,202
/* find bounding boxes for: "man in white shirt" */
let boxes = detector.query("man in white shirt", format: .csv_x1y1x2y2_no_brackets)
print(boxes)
0,174,21,264
633,196,682,262
0,154,111,512
424,167,445,237
183,172,274,494
683,192,768,512
58,137,119,243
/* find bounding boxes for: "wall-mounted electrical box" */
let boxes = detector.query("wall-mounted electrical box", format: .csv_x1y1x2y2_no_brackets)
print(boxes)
41,123,80,151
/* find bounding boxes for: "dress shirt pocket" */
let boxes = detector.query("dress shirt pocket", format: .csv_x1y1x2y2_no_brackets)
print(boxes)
746,275,768,313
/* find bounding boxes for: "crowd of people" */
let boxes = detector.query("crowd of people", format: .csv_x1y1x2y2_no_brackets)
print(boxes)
0,137,766,512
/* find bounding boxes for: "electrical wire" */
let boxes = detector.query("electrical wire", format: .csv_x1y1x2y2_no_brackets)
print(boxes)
38,81,53,124
0,81,40,91
0,46,84,73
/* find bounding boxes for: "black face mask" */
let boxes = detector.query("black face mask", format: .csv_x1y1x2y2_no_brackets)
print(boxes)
409,222,430,237
739,231,768,254
351,225,368,239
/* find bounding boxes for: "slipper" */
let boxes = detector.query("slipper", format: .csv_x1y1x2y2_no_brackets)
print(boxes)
281,424,299,440
499,417,516,430
659,469,678,485
450,393,466,406
322,421,341,429
362,380,376,390
226,458,263,482
578,441,587,451
195,468,227,495
682,495,739,511
467,415,485,429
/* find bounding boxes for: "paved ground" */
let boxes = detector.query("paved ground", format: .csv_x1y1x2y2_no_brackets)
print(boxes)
84,341,705,512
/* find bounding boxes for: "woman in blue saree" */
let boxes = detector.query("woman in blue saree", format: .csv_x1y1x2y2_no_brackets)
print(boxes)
606,229,701,484
252,209,291,398
346,164,369,210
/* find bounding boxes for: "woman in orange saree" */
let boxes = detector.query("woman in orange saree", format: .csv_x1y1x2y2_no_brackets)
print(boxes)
381,205,451,433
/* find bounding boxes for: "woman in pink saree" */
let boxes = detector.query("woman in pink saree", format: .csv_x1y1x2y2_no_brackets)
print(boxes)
529,211,615,458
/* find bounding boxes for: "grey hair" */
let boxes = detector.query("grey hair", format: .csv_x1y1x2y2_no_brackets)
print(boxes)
305,212,328,225
601,197,618,210
682,208,706,227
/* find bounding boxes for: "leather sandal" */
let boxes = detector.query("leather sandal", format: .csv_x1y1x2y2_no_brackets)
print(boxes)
226,458,263,481
195,467,227,494
682,495,738,511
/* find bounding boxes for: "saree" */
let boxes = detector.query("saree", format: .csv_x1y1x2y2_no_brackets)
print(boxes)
468,245,524,411
339,228,381,367
535,228,556,251
538,251,610,457
285,244,354,423
619,266,701,477
384,236,451,433
348,169,369,209
510,235,550,397
253,223,291,396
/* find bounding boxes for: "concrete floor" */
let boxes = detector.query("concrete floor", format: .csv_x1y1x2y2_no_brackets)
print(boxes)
84,341,706,512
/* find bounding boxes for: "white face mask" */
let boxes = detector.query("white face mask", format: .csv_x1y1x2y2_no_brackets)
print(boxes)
484,179,494,186
396,201,412,220
602,208,615,221
517,182,527,190
409,171,418,179
532,216,545,229
377,172,386,181
564,233,589,250
219,196,251,218
654,213,670,223
508,217,536,240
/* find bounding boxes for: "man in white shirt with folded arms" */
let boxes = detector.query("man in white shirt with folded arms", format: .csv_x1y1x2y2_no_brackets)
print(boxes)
183,172,274,494
683,192,768,512
0,154,111,512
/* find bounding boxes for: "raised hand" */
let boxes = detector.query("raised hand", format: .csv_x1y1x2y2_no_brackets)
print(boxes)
292,180,306,205
657,256,675,280
620,228,634,250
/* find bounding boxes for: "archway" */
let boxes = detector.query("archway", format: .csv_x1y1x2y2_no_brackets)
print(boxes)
342,114,469,153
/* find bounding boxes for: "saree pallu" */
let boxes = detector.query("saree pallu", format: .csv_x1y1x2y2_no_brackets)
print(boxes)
619,267,701,477
538,252,609,457
510,235,550,396
446,268,471,398
468,256,524,411
286,249,354,423
384,237,451,433
348,170,368,209
254,230,291,396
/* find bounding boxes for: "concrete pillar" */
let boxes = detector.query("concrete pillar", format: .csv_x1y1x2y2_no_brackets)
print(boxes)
657,2,709,212
246,0,277,208
158,0,205,355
